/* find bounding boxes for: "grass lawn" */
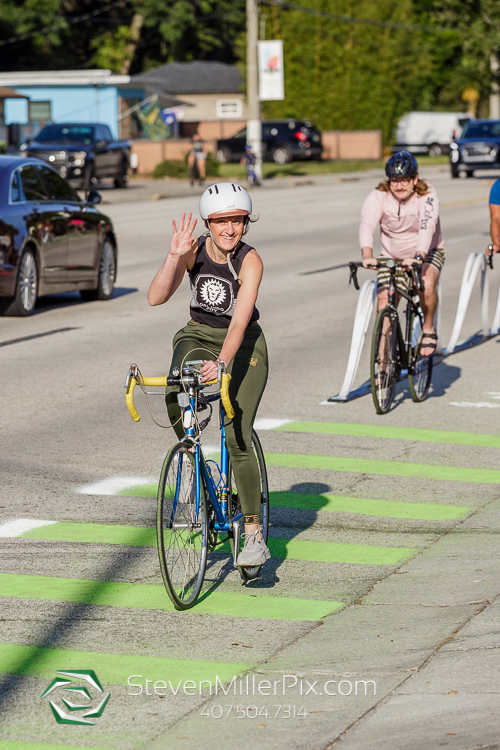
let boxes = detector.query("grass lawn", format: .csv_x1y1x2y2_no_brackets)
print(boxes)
218,155,450,181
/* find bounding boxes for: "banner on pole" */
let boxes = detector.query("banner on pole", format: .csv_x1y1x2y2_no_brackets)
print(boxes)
258,40,284,101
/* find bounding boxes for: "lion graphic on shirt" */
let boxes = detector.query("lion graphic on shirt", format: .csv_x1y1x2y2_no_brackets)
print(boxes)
200,278,227,307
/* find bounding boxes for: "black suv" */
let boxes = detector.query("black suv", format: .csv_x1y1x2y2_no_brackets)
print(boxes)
450,119,500,178
216,120,323,165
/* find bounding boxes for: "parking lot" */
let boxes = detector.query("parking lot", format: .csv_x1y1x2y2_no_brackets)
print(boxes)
2,165,500,749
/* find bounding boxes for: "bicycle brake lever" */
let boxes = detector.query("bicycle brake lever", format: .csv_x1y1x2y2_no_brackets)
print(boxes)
348,262,360,290
487,244,494,270
124,363,138,390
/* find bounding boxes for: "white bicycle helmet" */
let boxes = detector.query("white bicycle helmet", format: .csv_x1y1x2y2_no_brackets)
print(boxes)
199,182,252,220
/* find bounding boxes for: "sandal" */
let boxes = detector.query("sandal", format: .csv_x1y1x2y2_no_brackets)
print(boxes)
419,332,437,357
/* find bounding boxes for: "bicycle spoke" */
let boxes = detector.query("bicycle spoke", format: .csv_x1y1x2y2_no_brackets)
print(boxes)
157,444,207,609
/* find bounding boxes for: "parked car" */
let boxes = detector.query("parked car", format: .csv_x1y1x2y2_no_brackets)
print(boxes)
394,111,473,156
216,120,323,165
21,123,131,190
449,119,500,178
0,156,118,316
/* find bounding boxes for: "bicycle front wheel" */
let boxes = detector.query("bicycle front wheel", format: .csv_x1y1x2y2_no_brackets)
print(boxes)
157,442,208,610
229,429,269,581
408,312,433,402
371,307,399,415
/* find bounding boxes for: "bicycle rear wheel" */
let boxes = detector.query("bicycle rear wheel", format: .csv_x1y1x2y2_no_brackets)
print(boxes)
370,307,399,415
157,442,208,610
408,311,433,402
228,429,269,581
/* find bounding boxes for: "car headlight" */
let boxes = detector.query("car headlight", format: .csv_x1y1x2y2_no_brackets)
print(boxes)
70,151,87,167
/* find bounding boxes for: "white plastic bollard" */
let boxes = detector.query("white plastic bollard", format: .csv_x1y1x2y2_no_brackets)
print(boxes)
334,279,377,401
443,252,487,354
490,279,500,335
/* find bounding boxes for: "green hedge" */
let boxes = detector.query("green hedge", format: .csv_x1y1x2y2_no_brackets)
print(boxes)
152,151,220,179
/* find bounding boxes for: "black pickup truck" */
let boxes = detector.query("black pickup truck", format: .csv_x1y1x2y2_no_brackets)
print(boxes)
22,123,131,189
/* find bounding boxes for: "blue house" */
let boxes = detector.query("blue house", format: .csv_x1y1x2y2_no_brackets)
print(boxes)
0,69,134,143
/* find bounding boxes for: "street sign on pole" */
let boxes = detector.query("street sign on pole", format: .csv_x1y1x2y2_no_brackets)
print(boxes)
258,40,285,101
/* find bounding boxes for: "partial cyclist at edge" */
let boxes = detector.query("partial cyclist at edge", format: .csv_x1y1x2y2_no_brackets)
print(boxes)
148,182,270,568
359,151,444,358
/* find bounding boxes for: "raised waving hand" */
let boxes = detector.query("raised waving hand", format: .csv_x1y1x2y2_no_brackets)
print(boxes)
170,212,198,258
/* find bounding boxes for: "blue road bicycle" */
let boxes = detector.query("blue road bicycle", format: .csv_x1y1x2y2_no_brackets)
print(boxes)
125,361,269,610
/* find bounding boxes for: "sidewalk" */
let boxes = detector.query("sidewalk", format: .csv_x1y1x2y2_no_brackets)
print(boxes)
146,497,500,749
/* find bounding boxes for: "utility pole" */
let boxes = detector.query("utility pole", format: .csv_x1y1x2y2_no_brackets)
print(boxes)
247,0,262,180
490,55,500,120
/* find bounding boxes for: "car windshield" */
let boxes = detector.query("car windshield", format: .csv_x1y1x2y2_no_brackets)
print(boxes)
461,122,500,139
36,125,94,144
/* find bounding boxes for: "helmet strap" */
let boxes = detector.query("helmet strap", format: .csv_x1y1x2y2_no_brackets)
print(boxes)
207,229,241,281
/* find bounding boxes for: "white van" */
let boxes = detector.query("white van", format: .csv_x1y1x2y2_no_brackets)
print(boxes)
394,112,473,156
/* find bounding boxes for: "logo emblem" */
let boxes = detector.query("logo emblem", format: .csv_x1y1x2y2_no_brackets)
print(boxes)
40,670,111,725
194,274,234,315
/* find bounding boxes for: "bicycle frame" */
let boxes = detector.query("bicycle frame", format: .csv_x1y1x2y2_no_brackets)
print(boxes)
385,265,425,374
181,388,243,534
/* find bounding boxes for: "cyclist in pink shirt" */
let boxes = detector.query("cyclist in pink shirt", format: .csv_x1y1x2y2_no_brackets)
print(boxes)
359,152,444,357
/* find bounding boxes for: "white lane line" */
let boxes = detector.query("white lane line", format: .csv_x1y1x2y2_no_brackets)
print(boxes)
254,418,292,430
0,519,57,537
77,477,154,495
450,402,500,408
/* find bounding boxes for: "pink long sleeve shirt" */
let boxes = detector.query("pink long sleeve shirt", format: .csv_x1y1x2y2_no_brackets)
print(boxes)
359,182,444,260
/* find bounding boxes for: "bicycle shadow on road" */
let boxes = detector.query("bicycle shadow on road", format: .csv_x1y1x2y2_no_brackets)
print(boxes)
389,359,461,410
201,482,331,597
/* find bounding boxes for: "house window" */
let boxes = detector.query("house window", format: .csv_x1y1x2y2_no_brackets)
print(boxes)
216,99,243,118
28,101,51,122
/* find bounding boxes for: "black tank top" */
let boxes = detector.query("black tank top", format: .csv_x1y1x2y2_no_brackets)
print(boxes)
188,236,260,328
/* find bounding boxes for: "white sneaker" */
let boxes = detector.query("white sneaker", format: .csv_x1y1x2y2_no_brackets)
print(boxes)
237,531,271,567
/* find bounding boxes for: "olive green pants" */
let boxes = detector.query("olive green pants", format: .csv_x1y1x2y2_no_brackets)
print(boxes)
165,321,268,516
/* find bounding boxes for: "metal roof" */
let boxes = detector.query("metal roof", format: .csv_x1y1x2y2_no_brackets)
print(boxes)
131,61,243,94
0,70,130,87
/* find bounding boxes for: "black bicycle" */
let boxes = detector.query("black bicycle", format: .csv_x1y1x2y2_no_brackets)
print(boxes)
349,259,433,414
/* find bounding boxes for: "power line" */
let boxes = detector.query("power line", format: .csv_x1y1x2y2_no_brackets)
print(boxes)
0,0,129,48
258,0,452,33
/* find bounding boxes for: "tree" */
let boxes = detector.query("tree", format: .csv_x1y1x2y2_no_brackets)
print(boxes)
258,0,447,143
427,0,500,116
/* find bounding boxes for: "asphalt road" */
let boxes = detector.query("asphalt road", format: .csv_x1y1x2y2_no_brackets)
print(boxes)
2,166,500,750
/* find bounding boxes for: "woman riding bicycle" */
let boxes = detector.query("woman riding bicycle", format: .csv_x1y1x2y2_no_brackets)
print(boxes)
359,151,444,357
148,183,270,568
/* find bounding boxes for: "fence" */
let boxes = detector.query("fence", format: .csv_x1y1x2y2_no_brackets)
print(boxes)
328,251,498,402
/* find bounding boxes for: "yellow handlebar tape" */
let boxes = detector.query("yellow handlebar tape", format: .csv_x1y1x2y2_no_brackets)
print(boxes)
220,372,235,419
125,376,170,422
125,374,234,422
125,377,140,422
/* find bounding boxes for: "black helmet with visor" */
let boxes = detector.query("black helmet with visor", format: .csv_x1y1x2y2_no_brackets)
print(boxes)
385,151,418,179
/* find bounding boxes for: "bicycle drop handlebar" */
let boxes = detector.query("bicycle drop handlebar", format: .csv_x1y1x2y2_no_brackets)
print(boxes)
124,364,235,422
349,259,424,292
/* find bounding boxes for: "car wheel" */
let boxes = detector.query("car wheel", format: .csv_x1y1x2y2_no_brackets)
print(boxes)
80,238,116,302
2,248,38,317
272,145,293,165
216,147,231,164
114,159,129,189
428,143,442,156
458,168,470,179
